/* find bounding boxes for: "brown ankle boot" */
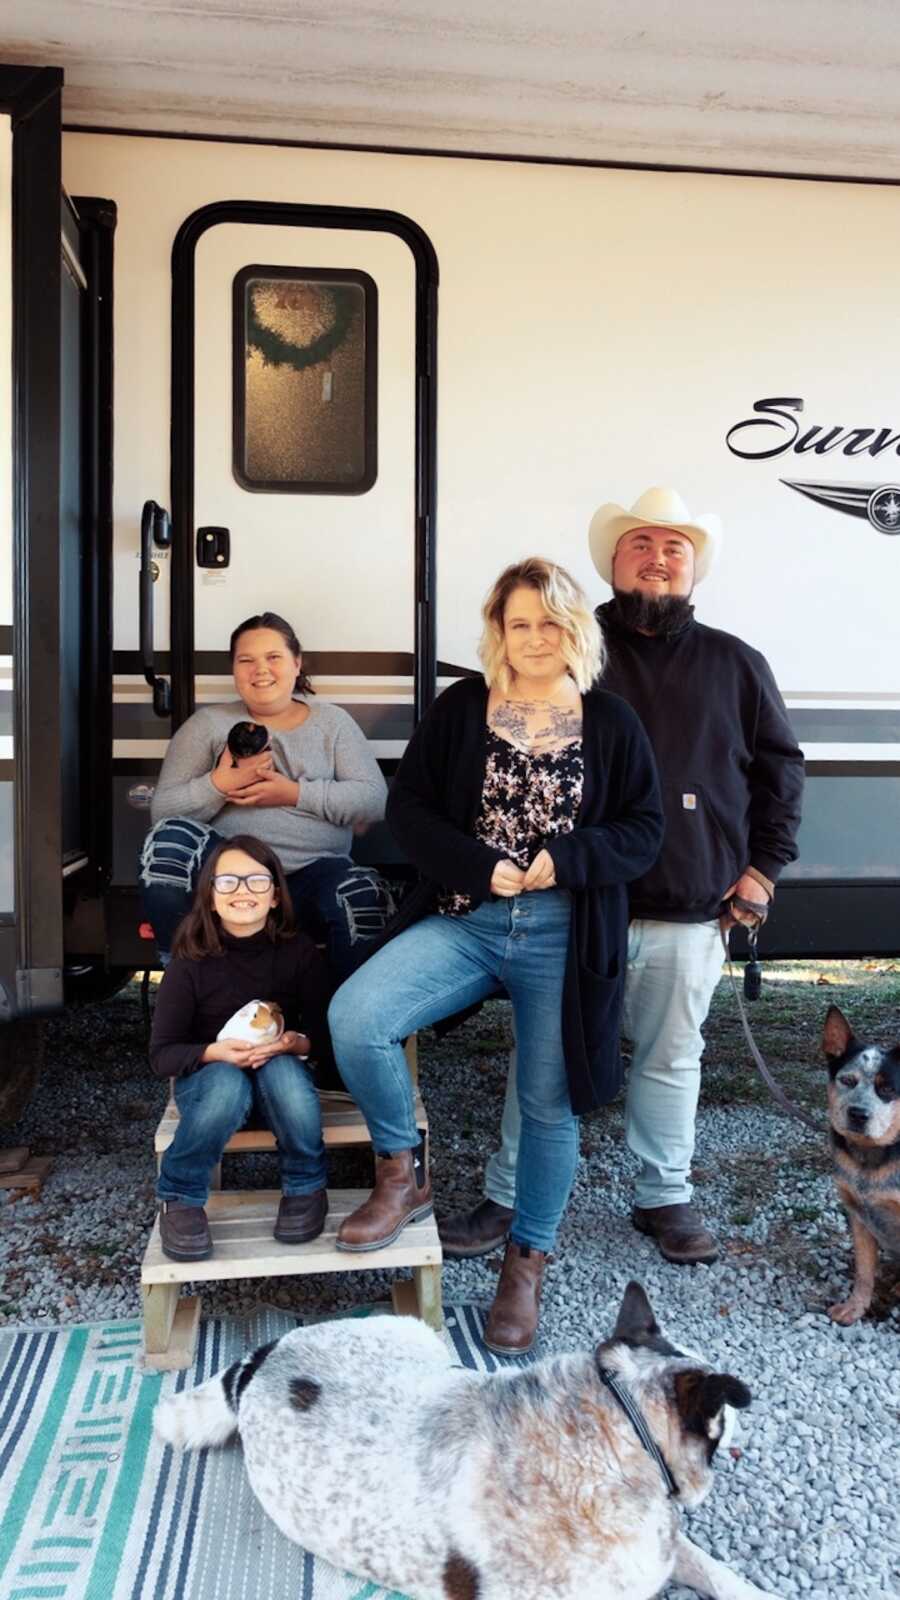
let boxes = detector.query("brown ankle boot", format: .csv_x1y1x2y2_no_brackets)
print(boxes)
274,1188,328,1244
483,1240,546,1355
438,1198,514,1258
158,1201,212,1262
632,1203,719,1264
336,1141,432,1252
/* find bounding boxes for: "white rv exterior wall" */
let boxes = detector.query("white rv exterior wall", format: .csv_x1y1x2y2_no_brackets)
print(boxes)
61,133,899,797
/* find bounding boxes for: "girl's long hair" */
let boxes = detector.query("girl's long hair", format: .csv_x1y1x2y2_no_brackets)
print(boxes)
172,835,297,961
229,612,315,697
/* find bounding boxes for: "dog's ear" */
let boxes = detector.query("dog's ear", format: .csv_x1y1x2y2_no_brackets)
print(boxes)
823,1006,854,1061
611,1280,659,1343
675,1370,752,1434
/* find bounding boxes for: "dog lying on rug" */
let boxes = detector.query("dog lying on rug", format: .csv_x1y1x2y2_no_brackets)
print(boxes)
153,1282,778,1600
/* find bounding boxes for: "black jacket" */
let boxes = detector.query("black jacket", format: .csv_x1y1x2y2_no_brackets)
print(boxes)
383,677,663,1113
598,601,804,922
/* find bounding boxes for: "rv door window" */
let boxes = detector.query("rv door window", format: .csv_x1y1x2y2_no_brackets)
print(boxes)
232,264,377,494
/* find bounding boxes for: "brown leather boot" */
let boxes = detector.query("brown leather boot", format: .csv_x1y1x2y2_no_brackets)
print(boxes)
274,1188,328,1244
439,1198,514,1258
159,1201,212,1262
483,1240,546,1355
336,1141,432,1252
632,1203,720,1264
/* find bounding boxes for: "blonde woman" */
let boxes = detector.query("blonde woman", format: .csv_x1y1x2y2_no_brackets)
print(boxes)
328,559,663,1353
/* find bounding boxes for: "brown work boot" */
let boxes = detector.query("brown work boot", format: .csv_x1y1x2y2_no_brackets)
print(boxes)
439,1198,514,1258
483,1240,546,1356
159,1201,212,1262
632,1203,719,1265
274,1188,328,1244
336,1141,432,1252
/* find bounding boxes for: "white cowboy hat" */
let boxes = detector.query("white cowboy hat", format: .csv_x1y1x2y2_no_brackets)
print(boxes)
588,486,721,586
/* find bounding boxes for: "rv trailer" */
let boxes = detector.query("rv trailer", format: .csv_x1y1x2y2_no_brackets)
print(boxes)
0,62,898,1116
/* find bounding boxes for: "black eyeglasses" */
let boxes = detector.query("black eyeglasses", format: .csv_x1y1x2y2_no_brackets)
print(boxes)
212,872,274,894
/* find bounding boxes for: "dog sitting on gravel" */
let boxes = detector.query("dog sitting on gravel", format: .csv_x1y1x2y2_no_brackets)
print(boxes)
822,1004,900,1325
153,1281,779,1600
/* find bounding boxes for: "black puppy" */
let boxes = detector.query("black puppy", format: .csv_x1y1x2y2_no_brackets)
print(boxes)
822,1004,900,1324
225,721,271,768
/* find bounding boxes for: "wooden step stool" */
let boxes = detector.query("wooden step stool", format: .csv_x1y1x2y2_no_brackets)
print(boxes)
142,1040,441,1369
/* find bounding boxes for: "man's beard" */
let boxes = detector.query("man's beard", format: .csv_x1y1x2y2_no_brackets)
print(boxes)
611,588,694,638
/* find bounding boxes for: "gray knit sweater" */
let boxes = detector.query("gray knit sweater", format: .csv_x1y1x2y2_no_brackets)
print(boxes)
150,700,388,873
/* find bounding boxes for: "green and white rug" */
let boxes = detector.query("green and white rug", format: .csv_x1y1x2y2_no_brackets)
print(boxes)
0,1304,515,1600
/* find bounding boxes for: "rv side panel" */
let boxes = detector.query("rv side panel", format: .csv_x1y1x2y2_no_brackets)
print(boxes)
60,133,900,956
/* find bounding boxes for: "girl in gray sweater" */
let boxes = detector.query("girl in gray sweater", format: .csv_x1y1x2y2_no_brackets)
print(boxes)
140,612,392,979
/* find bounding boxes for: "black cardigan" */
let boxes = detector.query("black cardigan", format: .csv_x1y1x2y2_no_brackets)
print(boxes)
383,678,664,1113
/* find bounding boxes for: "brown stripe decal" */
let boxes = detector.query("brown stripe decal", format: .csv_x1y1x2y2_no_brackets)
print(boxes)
112,756,401,776
114,650,415,675
112,702,414,738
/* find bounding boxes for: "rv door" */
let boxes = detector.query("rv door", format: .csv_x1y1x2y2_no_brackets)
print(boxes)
168,206,437,852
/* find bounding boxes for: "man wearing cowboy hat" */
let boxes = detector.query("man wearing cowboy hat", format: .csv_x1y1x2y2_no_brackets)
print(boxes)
441,486,804,1268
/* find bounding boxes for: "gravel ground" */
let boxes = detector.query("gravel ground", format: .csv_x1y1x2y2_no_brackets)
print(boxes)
2,961,899,1599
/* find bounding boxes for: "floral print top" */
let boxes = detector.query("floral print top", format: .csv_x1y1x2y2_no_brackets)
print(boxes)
439,728,584,916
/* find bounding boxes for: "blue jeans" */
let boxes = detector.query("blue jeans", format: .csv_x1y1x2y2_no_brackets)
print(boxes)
328,890,577,1253
485,917,724,1211
139,816,394,980
157,1055,327,1205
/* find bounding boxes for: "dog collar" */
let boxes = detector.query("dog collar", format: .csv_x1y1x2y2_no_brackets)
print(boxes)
597,1366,680,1499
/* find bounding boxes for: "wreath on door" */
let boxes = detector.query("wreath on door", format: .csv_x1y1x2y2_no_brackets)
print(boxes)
246,280,358,372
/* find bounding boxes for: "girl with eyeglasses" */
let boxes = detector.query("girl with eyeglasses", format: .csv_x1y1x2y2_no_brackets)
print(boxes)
149,834,333,1263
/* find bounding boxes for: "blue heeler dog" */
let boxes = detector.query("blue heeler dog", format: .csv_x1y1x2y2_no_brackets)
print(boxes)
154,1282,780,1600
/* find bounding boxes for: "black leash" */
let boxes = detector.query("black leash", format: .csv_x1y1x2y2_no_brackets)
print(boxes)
596,1365,679,1500
720,900,822,1135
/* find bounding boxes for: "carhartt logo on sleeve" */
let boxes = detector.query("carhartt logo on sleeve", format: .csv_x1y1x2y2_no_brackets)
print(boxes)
682,793,697,811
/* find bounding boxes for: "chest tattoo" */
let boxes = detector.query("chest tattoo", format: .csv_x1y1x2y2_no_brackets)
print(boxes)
490,701,530,747
489,698,582,755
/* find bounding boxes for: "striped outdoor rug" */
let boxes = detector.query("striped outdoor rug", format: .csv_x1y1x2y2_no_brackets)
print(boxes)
0,1304,522,1600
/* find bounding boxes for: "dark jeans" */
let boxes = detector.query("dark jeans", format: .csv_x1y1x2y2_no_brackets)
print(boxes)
157,1055,327,1205
139,816,395,980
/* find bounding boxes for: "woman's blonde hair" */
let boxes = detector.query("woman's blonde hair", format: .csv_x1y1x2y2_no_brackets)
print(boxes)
478,557,604,694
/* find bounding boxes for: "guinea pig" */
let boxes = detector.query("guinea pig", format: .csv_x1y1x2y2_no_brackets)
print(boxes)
216,1000,285,1045
226,721,271,767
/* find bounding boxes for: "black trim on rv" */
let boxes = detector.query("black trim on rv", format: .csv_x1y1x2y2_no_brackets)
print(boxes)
4,66,65,1016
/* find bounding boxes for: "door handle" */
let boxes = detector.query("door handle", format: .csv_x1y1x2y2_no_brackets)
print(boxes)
139,499,173,717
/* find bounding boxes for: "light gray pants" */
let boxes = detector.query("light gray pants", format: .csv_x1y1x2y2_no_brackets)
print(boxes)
484,918,724,1211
